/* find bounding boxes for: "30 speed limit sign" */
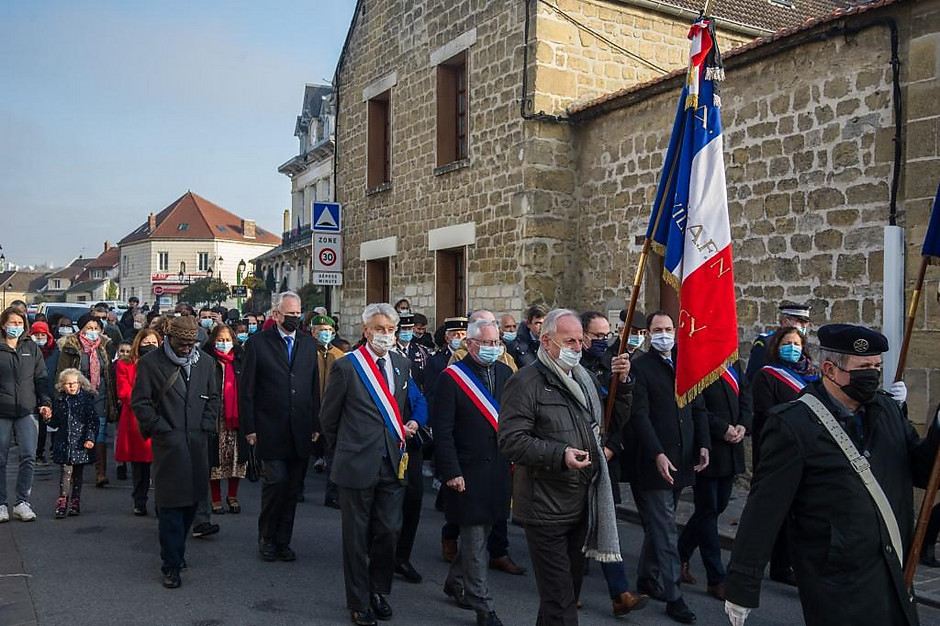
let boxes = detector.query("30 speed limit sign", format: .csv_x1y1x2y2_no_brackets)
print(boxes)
314,233,343,273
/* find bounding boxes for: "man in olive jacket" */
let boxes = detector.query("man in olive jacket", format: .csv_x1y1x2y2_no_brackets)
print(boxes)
131,315,219,590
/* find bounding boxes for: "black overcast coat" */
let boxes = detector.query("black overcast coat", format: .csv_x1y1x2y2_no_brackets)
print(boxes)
726,383,940,626
699,360,752,478
432,356,513,526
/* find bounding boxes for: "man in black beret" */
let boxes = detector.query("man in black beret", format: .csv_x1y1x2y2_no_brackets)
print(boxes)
724,324,935,626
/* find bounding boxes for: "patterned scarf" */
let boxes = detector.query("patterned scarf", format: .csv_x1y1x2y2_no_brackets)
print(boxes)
789,355,820,383
78,332,102,389
214,349,239,430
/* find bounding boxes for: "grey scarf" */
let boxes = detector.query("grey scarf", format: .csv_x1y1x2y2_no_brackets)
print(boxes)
537,347,622,563
163,337,200,378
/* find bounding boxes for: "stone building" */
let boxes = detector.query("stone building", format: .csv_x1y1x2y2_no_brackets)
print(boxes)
255,84,335,300
333,0,940,421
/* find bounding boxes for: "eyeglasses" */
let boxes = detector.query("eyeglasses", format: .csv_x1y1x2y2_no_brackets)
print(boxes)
585,331,615,340
469,339,502,347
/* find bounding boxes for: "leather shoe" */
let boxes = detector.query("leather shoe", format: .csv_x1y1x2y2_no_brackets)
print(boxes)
133,505,147,516
706,582,726,601
277,546,296,562
488,555,526,575
370,593,392,621
637,580,667,602
666,598,696,623
395,560,422,583
680,561,697,585
259,541,278,562
612,591,649,616
441,538,458,562
162,569,181,589
477,611,504,626
350,609,377,626
769,567,797,586
443,580,473,610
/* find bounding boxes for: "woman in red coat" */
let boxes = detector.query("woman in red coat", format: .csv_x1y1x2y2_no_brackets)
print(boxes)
115,329,160,516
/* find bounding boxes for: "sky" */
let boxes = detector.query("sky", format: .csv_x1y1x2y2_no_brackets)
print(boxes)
0,0,356,267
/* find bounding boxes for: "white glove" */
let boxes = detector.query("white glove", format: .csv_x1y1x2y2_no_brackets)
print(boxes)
889,381,907,404
725,601,750,626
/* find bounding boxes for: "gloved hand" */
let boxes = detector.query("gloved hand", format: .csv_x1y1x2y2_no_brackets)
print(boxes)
889,381,907,404
725,601,751,626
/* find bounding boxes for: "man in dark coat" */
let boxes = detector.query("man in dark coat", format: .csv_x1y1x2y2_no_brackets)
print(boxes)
131,315,220,589
724,324,935,626
629,311,710,624
678,360,751,601
433,318,513,626
321,303,416,626
508,305,545,369
240,291,319,563
423,317,468,406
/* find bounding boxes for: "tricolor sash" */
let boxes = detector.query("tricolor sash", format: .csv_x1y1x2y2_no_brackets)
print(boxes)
721,365,739,397
444,360,499,431
349,346,406,447
762,364,806,394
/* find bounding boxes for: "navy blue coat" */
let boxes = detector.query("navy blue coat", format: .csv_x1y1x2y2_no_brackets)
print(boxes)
50,391,99,465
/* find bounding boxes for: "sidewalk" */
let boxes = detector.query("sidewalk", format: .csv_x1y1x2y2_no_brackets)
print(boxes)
0,515,39,626
615,484,940,610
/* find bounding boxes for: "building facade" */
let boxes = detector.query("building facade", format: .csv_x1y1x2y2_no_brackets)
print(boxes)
119,192,279,309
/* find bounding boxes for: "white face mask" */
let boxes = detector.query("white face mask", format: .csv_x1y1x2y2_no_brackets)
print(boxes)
650,332,675,354
370,332,396,354
552,340,582,369
133,321,143,330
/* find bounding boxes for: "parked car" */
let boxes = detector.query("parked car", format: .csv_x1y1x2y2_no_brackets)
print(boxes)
97,300,129,312
36,302,93,324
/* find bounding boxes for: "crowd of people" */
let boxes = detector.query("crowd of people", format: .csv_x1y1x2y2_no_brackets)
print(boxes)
0,293,938,626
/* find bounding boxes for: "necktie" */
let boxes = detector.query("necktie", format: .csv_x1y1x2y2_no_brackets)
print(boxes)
284,335,293,362
376,357,389,389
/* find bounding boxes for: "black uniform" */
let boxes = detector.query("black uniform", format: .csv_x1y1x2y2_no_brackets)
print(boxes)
726,382,940,626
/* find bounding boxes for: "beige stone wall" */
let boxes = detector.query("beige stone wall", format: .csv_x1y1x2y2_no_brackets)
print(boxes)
530,0,754,116
571,1,940,425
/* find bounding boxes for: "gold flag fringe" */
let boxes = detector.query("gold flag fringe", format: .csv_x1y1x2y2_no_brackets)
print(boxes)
676,350,740,409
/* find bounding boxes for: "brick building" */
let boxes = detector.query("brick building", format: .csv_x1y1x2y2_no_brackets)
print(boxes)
333,0,940,422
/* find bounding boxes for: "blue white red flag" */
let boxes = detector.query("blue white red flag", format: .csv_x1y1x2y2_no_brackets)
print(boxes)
645,18,738,407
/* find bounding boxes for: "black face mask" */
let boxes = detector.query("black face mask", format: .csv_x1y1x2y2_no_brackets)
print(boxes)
280,315,300,333
138,344,156,357
840,368,880,404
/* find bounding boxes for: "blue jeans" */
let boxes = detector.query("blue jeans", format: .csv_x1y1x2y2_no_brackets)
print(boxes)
0,415,39,506
677,475,734,585
159,505,196,572
96,416,107,444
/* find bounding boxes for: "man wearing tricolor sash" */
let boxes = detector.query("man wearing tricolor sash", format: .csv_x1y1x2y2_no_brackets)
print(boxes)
433,318,514,626
321,303,417,626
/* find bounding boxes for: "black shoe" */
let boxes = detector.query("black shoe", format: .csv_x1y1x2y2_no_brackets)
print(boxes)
769,567,797,586
477,612,504,626
350,609,377,626
277,546,297,562
666,598,696,624
443,581,473,610
162,570,181,589
637,580,667,602
133,505,147,516
259,541,278,562
191,522,220,538
324,498,340,510
395,560,422,583
370,593,392,621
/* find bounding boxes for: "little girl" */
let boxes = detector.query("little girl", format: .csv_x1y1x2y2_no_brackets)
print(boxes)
50,368,99,518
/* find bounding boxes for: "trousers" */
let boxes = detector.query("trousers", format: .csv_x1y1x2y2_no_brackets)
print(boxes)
524,515,589,626
258,457,308,546
0,415,38,506
678,474,734,585
633,485,683,602
446,524,494,616
159,505,196,573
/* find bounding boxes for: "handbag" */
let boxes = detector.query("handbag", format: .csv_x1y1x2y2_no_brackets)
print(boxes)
246,444,264,482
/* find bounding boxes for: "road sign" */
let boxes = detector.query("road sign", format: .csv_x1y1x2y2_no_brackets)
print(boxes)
312,202,342,233
314,233,343,272
231,285,248,298
312,272,343,286
153,286,165,295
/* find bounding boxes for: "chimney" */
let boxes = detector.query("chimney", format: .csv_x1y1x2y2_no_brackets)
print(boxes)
282,209,290,234
148,212,156,232
103,240,111,252
242,219,256,239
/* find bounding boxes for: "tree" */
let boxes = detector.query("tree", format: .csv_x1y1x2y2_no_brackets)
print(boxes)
243,275,264,292
265,268,277,294
178,278,230,307
298,283,326,313
105,280,119,300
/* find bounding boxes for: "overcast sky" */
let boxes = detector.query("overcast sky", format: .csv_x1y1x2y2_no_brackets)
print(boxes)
0,0,355,267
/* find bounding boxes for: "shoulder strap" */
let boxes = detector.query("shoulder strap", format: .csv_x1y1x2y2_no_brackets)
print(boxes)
798,394,903,568
154,367,181,413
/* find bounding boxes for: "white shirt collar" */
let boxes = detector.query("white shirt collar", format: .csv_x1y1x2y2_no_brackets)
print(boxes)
277,326,296,341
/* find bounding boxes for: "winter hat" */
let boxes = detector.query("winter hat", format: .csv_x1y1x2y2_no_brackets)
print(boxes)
167,315,199,341
29,321,51,337
77,313,102,332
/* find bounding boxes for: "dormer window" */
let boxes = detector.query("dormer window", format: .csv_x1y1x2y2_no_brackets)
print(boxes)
178,223,189,231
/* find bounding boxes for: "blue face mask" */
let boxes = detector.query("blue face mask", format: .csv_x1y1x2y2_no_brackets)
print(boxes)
449,337,463,352
398,330,414,344
248,324,258,334
477,344,504,365
502,331,517,343
627,334,644,349
588,338,608,357
200,318,214,329
83,330,100,342
236,332,249,343
779,344,802,364
5,325,24,339
317,330,335,345
214,341,233,354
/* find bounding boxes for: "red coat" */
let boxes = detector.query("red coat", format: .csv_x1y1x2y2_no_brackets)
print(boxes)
114,360,152,463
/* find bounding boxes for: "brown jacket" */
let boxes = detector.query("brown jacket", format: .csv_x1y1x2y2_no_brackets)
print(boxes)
55,334,118,422
316,343,346,402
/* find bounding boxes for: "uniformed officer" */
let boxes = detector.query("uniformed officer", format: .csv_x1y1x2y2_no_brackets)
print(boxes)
725,324,933,626
424,317,469,405
744,302,811,381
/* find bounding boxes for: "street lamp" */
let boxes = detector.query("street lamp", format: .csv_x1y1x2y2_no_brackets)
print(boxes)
236,259,247,312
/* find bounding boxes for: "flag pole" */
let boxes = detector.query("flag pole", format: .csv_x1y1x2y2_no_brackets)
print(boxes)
902,255,934,590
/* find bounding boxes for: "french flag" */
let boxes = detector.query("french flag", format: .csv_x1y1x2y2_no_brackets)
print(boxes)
646,18,738,407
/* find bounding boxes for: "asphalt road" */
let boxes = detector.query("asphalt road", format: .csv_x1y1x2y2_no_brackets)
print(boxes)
6,460,940,626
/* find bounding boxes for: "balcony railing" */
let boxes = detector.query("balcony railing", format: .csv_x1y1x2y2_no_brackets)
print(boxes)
281,224,312,250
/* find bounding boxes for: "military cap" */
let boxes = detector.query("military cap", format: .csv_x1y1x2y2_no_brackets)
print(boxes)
310,314,335,328
444,316,469,331
167,315,199,341
779,301,811,322
818,324,888,356
398,313,415,328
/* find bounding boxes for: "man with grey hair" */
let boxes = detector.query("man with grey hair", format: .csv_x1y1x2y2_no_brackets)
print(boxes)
500,309,640,625
241,291,320,563
322,302,417,626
